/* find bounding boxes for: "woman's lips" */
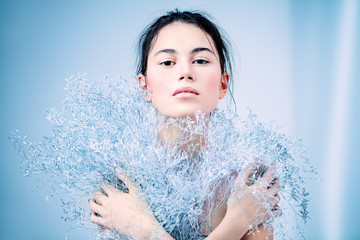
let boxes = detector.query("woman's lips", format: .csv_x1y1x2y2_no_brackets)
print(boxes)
173,87,199,96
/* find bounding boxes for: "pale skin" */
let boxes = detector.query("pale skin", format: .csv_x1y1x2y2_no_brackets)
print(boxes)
90,166,280,240
90,22,281,239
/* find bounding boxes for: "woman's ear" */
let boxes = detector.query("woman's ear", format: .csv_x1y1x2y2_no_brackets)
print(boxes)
137,74,147,90
219,72,230,99
137,74,152,102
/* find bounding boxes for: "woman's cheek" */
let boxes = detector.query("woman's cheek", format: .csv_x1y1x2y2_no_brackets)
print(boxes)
147,76,173,105
204,72,222,93
147,71,164,92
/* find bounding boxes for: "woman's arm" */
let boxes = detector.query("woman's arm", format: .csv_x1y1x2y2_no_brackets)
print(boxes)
206,164,280,240
89,165,280,240
240,224,273,240
89,172,172,240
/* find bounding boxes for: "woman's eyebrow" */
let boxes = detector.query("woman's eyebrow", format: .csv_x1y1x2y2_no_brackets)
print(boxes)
154,49,176,56
154,47,215,57
191,47,215,55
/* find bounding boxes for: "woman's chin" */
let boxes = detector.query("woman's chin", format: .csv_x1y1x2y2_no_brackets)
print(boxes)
156,106,213,119
158,111,208,120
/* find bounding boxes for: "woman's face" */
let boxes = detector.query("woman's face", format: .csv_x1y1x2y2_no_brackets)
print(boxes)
142,22,229,119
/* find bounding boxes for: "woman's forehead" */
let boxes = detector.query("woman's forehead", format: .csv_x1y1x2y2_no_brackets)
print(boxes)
149,22,218,56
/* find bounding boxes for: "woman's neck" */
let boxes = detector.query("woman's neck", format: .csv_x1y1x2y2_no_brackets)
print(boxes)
157,115,208,157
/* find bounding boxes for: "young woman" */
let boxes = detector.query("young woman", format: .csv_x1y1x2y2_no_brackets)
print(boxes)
89,10,281,240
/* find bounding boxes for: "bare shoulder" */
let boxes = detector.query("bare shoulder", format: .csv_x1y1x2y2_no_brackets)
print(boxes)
240,224,273,240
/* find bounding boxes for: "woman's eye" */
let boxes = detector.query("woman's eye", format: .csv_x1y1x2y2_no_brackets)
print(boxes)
160,61,175,66
193,59,209,64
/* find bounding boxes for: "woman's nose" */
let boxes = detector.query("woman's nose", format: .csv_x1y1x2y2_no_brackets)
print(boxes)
179,64,195,81
179,74,194,81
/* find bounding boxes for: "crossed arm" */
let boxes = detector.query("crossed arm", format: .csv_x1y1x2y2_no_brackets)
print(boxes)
89,164,281,240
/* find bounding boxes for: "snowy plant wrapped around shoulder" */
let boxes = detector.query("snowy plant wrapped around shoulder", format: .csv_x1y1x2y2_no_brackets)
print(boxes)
11,74,316,239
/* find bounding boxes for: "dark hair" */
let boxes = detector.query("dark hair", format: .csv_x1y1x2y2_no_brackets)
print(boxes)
136,9,236,111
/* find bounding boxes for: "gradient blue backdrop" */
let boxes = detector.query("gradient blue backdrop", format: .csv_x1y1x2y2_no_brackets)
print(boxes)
1,0,359,239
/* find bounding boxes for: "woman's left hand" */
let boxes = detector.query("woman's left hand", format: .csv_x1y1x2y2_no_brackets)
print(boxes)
89,171,171,240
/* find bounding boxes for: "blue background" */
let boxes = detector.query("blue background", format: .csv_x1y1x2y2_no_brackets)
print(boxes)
1,0,359,239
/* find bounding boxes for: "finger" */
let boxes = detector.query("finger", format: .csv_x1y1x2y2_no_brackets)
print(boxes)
236,163,256,186
263,206,282,222
271,207,283,218
268,194,280,207
90,211,110,229
101,184,122,197
116,169,138,195
267,180,280,196
89,198,103,214
267,177,278,188
272,204,280,211
247,162,268,185
94,191,107,205
261,164,275,184
99,227,112,235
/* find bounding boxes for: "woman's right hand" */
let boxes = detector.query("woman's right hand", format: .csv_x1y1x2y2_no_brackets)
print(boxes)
89,171,173,240
207,163,281,240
